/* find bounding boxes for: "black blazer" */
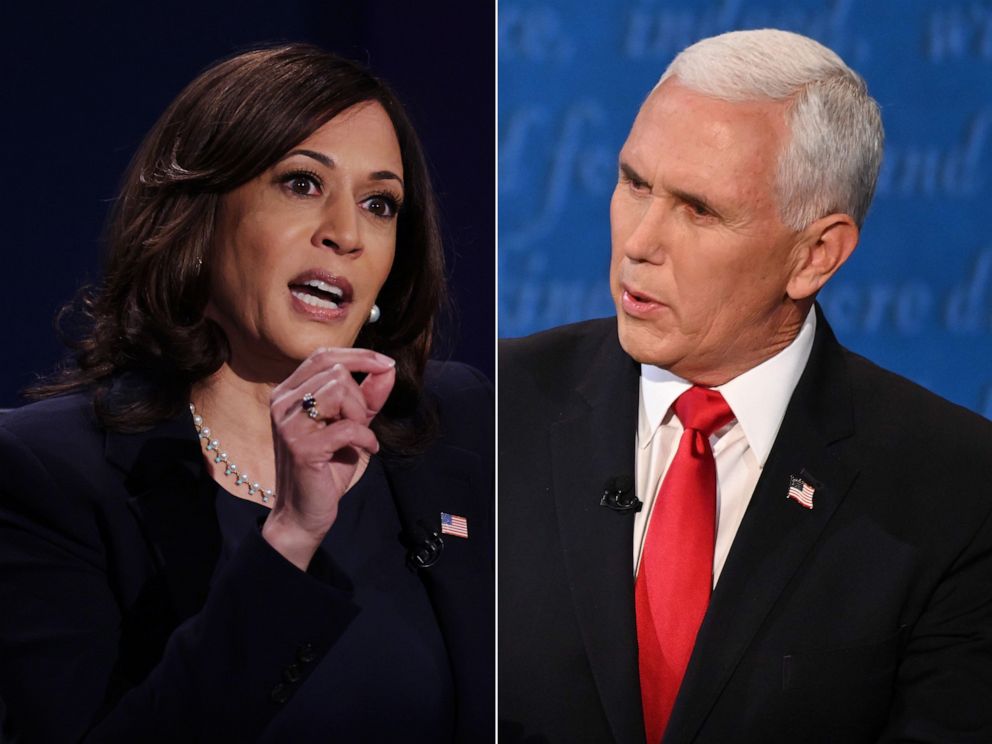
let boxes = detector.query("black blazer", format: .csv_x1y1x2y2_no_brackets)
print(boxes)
498,310,992,744
0,361,493,743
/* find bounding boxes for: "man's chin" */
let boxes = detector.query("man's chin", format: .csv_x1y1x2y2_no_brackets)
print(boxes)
616,316,678,368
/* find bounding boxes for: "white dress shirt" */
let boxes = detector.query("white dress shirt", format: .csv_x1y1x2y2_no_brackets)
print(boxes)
633,309,817,586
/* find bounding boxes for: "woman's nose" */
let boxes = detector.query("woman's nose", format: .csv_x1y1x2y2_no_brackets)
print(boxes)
314,199,362,256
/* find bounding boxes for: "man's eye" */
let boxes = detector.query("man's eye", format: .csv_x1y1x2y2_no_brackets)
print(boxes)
361,193,401,219
685,200,713,219
624,176,650,194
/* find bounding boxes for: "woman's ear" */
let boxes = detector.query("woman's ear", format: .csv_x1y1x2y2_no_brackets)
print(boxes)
787,213,859,301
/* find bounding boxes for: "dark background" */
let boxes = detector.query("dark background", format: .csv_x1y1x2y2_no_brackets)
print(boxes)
0,1,494,407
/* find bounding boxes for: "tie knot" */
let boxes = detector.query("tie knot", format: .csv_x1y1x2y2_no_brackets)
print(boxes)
673,386,734,437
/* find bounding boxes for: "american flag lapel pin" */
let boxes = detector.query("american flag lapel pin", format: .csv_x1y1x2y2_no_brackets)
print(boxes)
787,475,815,510
440,512,469,539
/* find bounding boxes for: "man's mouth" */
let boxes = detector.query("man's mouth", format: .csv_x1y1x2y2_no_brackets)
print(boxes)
621,283,662,304
620,284,666,316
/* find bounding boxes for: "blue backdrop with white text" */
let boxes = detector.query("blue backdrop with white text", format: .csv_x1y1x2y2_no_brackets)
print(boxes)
499,0,992,416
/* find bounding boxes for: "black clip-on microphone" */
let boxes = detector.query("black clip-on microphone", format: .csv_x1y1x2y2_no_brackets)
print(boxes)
600,474,642,513
403,519,444,571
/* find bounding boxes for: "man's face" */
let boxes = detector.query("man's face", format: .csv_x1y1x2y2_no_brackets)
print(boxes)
610,79,807,385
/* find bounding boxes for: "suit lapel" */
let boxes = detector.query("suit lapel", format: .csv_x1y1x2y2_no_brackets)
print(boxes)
383,441,493,743
105,407,221,623
550,323,646,744
381,440,489,575
663,309,860,743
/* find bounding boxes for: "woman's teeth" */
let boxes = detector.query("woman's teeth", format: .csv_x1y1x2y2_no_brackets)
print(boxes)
303,279,344,300
290,278,347,310
292,289,339,309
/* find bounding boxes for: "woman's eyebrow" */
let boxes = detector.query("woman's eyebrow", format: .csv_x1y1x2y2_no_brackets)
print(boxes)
282,149,403,188
285,148,333,167
370,170,404,187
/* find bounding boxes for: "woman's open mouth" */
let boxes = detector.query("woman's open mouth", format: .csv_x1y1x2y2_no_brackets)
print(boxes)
288,271,354,319
290,278,348,309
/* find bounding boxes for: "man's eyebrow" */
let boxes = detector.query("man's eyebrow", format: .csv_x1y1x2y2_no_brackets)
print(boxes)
619,160,723,218
281,150,404,188
619,161,647,185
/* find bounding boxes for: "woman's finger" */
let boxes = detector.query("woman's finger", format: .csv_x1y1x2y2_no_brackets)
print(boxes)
277,347,394,394
359,365,396,415
289,419,381,461
272,362,362,422
281,376,369,430
274,358,396,425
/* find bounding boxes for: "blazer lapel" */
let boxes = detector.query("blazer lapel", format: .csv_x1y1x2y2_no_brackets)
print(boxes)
550,326,645,744
383,442,493,743
664,309,860,743
104,407,221,623
382,440,490,578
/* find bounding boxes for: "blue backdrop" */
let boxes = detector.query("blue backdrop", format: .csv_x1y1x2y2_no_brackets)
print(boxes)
499,0,992,416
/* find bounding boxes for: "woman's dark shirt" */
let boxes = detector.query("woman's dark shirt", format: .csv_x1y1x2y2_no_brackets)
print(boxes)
0,361,492,742
214,456,454,743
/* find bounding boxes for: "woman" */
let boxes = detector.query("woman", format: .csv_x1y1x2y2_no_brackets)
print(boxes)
0,45,492,743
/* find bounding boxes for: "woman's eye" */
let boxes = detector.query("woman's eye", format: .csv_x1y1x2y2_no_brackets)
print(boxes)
361,194,400,219
282,172,321,196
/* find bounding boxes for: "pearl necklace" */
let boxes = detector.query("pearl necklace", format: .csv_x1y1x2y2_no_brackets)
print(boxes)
189,402,276,504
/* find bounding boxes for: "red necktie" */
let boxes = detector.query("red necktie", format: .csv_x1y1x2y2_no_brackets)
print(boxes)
636,386,734,743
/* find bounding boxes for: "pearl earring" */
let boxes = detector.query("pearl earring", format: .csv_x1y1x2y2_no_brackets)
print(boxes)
368,303,381,324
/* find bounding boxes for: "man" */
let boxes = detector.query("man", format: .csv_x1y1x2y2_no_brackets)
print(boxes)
499,29,992,744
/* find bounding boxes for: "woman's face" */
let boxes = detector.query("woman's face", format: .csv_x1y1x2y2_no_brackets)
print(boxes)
207,100,403,378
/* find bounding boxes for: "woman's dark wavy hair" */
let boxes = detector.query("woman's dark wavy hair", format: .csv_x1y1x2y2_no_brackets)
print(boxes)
30,44,446,452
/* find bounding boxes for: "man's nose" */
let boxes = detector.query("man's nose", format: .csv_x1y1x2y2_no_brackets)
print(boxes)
623,199,669,262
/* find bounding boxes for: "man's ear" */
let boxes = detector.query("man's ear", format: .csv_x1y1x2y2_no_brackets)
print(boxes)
786,213,859,301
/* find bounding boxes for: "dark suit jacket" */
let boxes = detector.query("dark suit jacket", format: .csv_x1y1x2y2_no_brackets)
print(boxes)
0,361,493,743
498,311,992,744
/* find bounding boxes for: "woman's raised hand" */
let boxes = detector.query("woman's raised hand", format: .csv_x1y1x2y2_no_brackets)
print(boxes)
261,348,396,570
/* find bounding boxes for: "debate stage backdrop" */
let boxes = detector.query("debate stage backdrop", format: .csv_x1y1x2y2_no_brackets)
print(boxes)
0,2,494,408
499,0,992,417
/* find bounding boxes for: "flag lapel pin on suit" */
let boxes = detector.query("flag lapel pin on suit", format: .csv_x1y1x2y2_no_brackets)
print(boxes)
787,475,815,510
440,512,469,539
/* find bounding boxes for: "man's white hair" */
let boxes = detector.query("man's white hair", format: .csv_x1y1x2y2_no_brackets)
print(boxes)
659,29,883,229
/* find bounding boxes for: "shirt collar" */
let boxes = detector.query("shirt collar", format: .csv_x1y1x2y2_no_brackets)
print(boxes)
639,308,816,467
